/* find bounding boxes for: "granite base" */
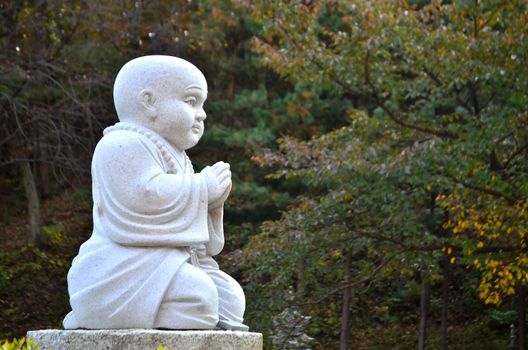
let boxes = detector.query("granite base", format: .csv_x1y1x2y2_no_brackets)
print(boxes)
26,329,263,350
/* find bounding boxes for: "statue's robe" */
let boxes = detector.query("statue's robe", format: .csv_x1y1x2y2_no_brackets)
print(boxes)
63,122,226,329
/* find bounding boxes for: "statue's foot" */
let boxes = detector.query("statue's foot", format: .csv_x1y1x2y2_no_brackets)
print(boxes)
63,311,78,329
217,319,250,332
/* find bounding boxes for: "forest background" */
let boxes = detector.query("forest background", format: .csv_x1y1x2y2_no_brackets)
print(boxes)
0,1,527,350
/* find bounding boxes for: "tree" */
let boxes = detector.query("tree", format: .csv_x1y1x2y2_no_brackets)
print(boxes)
242,0,528,348
0,1,97,244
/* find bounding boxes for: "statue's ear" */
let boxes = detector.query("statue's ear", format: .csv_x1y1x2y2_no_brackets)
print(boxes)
138,89,157,120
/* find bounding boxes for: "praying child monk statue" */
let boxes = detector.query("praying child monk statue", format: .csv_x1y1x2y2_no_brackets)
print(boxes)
63,55,248,331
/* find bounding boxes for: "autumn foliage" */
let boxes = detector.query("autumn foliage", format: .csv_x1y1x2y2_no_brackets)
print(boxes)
1,0,527,349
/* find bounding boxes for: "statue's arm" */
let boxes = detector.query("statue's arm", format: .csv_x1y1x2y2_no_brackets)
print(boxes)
94,130,208,217
203,182,230,255
92,131,210,246
206,207,224,255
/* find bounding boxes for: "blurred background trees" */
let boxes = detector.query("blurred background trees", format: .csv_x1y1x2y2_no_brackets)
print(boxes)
1,1,527,349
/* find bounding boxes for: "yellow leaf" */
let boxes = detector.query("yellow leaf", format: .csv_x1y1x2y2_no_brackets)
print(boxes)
343,194,353,201
332,250,342,258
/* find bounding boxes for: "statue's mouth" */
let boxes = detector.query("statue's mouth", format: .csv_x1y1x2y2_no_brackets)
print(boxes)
192,125,201,133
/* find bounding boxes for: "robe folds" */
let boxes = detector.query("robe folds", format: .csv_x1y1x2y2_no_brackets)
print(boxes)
63,122,225,329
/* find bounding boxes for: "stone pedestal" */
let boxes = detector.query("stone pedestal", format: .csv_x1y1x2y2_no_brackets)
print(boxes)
27,329,263,350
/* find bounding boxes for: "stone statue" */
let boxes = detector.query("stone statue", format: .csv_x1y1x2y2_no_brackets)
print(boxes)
63,55,248,331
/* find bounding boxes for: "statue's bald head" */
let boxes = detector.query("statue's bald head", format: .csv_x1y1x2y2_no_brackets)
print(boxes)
113,55,207,122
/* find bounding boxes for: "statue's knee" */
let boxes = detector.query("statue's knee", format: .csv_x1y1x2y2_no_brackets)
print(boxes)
214,272,245,321
229,280,246,317
194,274,219,317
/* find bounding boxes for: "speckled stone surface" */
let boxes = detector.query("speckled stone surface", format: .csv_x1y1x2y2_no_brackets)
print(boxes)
64,56,246,331
27,329,263,350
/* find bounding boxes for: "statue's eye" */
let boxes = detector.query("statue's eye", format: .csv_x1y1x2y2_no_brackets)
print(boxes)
185,97,197,107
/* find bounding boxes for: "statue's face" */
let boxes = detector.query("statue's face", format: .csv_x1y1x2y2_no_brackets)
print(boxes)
151,66,208,151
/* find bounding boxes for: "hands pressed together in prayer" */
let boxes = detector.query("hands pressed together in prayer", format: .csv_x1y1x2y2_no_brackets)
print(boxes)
202,161,232,210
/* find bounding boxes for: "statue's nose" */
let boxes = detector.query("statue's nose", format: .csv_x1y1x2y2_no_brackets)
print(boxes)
196,108,206,122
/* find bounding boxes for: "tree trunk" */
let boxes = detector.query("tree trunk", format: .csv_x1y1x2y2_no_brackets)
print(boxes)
519,284,526,350
418,272,430,350
296,257,305,299
339,249,352,350
20,159,41,245
85,106,96,151
440,258,449,350
228,78,236,101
